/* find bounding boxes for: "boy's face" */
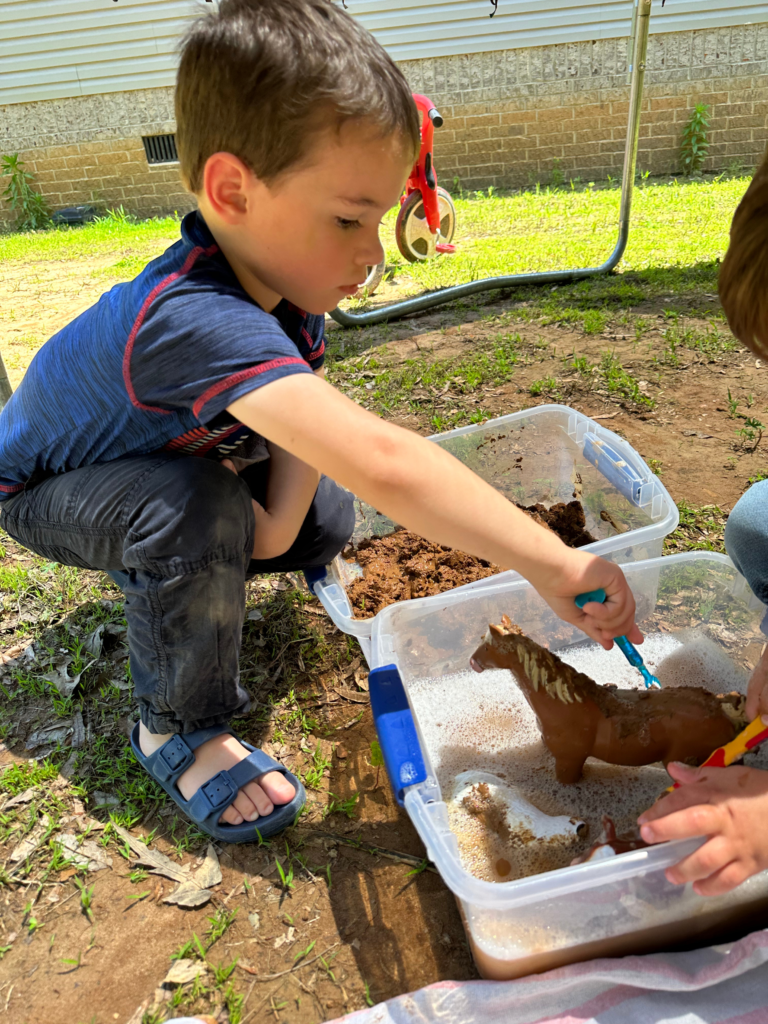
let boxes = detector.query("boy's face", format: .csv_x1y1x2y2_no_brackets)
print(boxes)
199,123,413,315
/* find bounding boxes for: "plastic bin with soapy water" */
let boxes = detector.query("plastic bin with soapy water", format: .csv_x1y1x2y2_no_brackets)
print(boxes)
305,404,679,663
365,551,768,979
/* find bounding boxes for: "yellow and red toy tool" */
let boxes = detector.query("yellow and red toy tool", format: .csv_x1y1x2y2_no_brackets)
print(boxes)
669,716,768,790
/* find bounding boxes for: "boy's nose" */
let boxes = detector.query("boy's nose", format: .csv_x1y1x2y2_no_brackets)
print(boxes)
357,233,385,268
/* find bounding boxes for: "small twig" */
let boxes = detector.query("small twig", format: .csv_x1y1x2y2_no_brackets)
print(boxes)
238,942,340,981
296,829,437,872
591,412,619,420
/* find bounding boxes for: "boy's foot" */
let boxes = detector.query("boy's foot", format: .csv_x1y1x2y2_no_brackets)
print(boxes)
139,723,295,825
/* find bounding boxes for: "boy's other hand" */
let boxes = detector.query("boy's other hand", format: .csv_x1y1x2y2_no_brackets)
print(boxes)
746,642,768,719
637,760,768,895
538,550,643,650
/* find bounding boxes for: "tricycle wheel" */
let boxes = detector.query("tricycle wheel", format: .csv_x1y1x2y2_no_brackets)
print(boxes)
354,259,386,298
395,186,456,263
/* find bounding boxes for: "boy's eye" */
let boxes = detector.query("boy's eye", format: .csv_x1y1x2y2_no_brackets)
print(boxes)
336,217,361,230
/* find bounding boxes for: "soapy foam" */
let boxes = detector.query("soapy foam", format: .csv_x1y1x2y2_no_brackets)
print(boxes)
409,632,755,884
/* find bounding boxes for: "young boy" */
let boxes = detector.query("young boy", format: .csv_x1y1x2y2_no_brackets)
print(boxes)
0,0,638,843
638,145,768,895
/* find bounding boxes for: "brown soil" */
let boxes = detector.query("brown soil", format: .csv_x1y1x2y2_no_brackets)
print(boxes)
346,531,500,619
346,501,595,619
514,500,597,548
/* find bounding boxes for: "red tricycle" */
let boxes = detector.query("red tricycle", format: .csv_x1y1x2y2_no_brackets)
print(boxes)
357,93,457,296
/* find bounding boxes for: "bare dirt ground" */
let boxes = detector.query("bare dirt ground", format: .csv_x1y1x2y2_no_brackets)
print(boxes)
1,254,766,1024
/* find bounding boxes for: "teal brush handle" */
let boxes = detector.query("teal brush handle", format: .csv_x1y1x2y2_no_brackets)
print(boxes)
575,588,661,689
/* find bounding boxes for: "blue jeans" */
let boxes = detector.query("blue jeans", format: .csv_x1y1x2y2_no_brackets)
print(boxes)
725,480,768,619
0,454,353,733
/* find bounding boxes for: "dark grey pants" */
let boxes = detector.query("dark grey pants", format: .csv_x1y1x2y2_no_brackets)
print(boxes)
0,454,354,733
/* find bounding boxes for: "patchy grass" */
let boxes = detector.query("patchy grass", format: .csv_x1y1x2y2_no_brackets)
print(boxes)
664,501,728,554
0,214,181,264
340,174,750,305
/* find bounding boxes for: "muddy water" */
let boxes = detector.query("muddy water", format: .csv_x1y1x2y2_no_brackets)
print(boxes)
465,896,768,979
408,634,768,976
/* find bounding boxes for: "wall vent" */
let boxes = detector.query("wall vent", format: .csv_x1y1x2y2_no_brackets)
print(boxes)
142,134,178,165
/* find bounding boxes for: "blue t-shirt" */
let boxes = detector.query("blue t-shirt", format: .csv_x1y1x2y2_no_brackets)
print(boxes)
0,212,324,500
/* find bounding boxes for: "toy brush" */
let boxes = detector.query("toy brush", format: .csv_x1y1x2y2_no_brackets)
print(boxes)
575,588,661,689
667,716,768,791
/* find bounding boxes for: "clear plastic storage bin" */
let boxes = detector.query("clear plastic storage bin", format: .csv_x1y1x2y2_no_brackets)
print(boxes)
310,405,678,663
366,552,768,979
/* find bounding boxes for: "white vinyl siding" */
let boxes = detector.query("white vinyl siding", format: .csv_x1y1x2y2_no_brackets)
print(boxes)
0,0,766,106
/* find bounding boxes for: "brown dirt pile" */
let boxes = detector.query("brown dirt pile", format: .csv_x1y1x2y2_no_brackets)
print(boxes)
514,500,597,548
346,499,596,619
346,533,500,619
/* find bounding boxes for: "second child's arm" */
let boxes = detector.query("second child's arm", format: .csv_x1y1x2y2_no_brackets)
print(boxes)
229,373,640,646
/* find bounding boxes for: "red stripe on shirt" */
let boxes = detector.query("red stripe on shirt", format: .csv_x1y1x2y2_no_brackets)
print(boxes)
192,357,308,419
164,425,210,450
307,339,325,362
122,243,219,413
0,482,24,494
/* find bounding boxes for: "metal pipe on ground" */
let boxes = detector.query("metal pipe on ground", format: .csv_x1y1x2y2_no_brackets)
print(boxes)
329,0,653,329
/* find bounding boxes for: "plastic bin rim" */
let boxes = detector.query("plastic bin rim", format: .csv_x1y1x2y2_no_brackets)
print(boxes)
315,402,679,640
403,787,710,910
370,550,740,642
426,402,613,442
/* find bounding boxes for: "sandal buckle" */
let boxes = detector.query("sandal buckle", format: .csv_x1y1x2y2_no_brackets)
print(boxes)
201,771,237,812
155,735,194,781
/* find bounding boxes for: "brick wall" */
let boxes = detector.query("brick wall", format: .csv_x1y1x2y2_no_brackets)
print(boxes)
0,24,766,227
0,87,193,228
401,24,768,190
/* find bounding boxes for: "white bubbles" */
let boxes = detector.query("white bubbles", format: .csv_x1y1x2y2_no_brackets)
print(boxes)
408,631,751,883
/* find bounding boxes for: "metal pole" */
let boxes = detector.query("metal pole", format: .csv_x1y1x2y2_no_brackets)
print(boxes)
0,350,12,413
330,0,652,328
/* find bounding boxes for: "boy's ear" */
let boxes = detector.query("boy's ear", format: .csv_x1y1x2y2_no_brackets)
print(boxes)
719,145,768,360
201,151,258,223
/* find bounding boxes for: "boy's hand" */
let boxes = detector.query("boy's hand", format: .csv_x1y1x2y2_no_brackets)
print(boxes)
637,760,768,896
534,548,643,650
746,643,768,719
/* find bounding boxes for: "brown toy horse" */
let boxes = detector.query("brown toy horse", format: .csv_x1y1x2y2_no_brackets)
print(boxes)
470,617,746,784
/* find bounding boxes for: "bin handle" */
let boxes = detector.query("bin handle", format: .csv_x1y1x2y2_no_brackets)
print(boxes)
583,431,646,506
369,664,427,806
303,566,328,595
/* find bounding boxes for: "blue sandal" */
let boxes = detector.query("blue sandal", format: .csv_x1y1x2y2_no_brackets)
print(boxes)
130,723,306,843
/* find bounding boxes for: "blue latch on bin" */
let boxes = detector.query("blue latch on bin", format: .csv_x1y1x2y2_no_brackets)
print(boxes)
583,432,644,506
303,566,328,595
368,665,427,806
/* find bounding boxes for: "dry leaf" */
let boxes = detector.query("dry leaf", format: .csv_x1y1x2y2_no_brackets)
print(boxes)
10,814,50,862
192,844,222,889
58,833,113,872
334,687,369,704
82,624,105,658
164,880,214,908
5,787,37,808
163,959,208,985
113,824,189,884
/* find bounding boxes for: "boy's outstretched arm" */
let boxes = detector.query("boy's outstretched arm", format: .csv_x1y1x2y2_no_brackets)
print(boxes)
228,373,640,646
638,760,768,895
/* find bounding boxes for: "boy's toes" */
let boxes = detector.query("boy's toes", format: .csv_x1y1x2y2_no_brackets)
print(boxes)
259,770,296,805
220,803,245,825
243,780,274,817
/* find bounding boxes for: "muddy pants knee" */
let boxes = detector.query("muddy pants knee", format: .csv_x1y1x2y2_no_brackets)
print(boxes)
0,455,354,732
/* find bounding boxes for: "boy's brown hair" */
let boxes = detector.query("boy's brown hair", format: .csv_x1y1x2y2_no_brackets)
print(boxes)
719,144,768,358
176,0,420,193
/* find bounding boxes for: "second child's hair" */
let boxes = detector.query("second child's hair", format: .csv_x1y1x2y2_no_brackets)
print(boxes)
176,0,420,193
719,144,768,358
